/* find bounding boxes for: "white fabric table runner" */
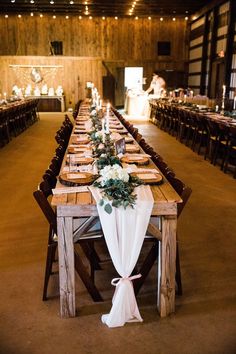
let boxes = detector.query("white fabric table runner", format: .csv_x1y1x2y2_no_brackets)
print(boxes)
89,185,154,328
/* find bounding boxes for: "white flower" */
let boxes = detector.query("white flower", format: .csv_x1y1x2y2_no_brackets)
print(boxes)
100,164,129,185
90,109,97,116
117,167,129,182
95,131,103,138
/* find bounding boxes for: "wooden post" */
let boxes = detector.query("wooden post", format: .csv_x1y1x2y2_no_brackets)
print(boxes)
207,7,218,98
57,216,76,318
158,215,177,317
200,13,210,95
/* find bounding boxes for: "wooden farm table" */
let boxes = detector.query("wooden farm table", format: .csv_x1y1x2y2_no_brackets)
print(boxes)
52,107,182,319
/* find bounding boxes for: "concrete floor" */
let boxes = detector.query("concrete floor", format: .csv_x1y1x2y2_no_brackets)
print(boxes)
0,113,235,354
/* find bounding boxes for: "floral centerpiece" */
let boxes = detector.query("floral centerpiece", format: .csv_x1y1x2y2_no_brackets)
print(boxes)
95,132,121,169
93,164,142,214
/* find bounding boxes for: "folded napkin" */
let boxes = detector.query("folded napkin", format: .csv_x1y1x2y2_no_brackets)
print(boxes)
125,153,151,158
125,166,160,174
52,186,89,195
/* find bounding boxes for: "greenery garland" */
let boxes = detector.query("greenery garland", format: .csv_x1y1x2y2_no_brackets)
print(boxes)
94,171,143,214
88,103,143,214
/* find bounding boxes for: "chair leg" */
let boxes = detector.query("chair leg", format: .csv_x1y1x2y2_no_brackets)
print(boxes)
79,241,102,271
42,243,57,301
134,242,158,296
175,243,182,296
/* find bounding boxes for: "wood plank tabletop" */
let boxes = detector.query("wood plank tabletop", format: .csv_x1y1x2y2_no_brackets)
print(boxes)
52,104,182,217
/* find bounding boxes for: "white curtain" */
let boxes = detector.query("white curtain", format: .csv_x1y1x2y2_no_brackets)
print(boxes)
89,185,154,328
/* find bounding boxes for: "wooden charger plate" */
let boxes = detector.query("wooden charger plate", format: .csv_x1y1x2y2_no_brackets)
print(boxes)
71,137,90,144
66,156,94,165
59,172,96,186
68,146,92,154
125,145,140,153
121,155,149,165
130,171,163,185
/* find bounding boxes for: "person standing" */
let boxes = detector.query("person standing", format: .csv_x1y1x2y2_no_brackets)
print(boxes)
146,72,166,98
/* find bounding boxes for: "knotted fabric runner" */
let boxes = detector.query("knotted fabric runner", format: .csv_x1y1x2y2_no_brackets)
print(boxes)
89,185,154,328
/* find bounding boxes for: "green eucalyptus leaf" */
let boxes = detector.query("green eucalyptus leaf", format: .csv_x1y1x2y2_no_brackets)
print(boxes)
104,203,112,214
99,199,104,206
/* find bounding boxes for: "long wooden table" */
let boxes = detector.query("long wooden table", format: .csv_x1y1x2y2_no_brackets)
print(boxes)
52,105,182,318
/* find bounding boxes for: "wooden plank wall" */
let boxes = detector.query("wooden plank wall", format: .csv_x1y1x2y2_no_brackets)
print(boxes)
0,16,188,107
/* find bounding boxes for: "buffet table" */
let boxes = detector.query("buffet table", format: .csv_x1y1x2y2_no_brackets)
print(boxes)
26,95,65,112
52,103,182,320
125,91,148,119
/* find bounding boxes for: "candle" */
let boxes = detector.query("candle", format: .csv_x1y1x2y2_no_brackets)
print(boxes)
222,85,226,97
184,94,187,103
233,97,236,110
215,105,219,112
190,90,194,98
4,92,7,100
107,102,110,114
101,118,105,142
105,116,109,134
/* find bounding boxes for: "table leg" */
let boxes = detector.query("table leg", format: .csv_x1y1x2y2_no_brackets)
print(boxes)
57,216,76,318
158,215,177,317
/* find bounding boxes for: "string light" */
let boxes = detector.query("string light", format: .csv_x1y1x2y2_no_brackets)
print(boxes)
89,16,92,19
5,14,9,18
18,14,22,18
102,16,105,20
148,16,151,20
30,12,34,16
53,15,56,19
185,16,188,20
65,15,69,19
69,0,74,4
115,16,118,20
30,0,35,3
40,14,43,18
135,16,138,20
160,17,163,21
172,17,176,21
50,1,54,4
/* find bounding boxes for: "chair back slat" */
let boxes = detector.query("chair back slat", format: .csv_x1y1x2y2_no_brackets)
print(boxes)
33,181,57,233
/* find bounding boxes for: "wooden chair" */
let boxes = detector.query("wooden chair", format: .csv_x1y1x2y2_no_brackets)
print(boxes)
204,119,221,163
33,180,104,302
0,110,10,146
223,125,236,178
134,176,192,296
191,113,208,154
